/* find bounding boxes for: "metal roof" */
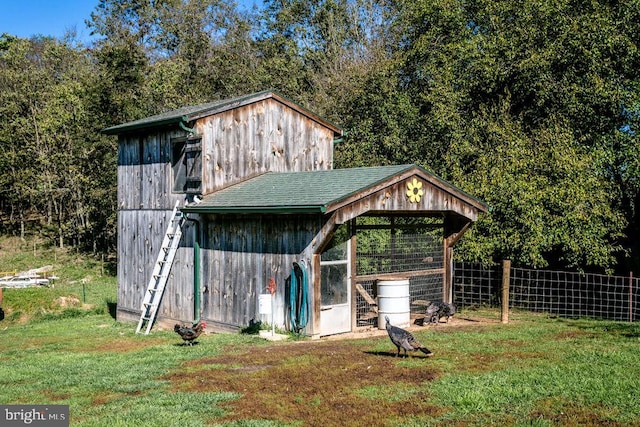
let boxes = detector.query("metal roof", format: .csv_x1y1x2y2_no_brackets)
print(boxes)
102,90,343,136
181,164,488,215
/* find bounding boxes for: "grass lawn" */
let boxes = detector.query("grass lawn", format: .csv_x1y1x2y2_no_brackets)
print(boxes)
1,238,639,426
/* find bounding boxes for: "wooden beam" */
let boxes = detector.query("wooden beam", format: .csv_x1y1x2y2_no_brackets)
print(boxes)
355,283,377,307
354,268,445,283
312,253,322,337
501,260,511,324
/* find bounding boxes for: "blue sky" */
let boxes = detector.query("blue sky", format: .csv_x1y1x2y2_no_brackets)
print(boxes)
0,0,100,42
0,0,260,44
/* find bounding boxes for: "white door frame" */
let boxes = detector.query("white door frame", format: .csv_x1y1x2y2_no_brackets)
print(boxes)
319,240,351,335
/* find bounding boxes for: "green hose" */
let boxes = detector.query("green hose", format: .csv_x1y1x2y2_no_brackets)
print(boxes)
289,262,309,333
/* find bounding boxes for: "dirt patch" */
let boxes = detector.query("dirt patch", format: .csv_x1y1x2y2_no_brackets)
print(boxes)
530,399,624,426
55,296,81,307
166,339,443,426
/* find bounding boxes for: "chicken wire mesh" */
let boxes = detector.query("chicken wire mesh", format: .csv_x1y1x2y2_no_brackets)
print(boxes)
354,224,445,328
356,233,444,275
355,274,444,328
453,261,502,308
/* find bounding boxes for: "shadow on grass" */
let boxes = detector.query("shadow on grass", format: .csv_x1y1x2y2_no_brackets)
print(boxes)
173,341,202,347
559,317,640,338
107,301,117,320
364,350,433,359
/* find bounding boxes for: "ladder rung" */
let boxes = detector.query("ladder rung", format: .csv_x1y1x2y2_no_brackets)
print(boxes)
137,203,184,334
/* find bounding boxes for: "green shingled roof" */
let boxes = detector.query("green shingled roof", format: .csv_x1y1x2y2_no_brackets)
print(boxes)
102,90,342,135
181,164,487,214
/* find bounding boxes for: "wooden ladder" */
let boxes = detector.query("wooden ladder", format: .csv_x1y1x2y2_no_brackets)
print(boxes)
136,201,185,334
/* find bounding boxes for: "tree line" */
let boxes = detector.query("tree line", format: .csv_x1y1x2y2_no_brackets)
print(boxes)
1,0,639,273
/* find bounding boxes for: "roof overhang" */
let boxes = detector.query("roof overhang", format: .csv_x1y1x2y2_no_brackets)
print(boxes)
180,164,488,222
183,205,327,214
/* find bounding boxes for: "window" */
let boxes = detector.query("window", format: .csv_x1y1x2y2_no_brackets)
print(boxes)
171,136,202,193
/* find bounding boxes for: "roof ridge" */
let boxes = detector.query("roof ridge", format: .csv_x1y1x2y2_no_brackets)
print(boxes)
102,90,342,135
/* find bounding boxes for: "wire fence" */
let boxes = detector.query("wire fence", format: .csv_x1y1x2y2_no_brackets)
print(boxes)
454,262,640,322
350,227,639,325
355,233,444,328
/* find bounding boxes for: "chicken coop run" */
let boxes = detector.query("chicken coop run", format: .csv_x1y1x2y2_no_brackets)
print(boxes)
352,216,446,328
104,90,488,337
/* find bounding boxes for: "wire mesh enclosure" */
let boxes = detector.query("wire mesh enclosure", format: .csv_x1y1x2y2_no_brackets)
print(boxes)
510,267,639,321
452,262,639,322
353,216,445,328
453,261,502,308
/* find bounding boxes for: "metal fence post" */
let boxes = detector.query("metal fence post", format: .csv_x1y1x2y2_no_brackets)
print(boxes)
630,272,633,323
501,260,511,324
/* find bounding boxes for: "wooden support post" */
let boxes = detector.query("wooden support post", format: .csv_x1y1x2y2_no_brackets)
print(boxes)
312,253,322,338
350,218,358,332
501,260,511,324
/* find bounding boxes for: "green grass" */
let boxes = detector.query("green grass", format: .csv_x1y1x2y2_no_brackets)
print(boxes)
2,310,638,426
1,236,116,322
386,315,640,426
1,237,640,426
0,316,253,426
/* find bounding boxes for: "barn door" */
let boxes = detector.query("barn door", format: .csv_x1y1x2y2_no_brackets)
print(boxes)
320,239,351,335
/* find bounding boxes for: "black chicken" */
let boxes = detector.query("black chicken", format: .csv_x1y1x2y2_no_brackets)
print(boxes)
174,321,206,346
425,301,456,325
385,315,433,358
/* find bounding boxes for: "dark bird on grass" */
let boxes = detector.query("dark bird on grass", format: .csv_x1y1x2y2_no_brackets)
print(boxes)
385,315,433,358
174,321,206,346
425,301,456,325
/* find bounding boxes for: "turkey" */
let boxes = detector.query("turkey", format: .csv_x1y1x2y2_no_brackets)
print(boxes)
385,315,433,358
425,301,456,325
174,321,206,346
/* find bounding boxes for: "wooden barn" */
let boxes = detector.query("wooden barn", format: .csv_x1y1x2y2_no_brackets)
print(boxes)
103,90,488,337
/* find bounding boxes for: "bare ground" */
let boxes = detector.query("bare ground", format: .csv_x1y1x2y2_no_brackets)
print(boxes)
165,316,498,426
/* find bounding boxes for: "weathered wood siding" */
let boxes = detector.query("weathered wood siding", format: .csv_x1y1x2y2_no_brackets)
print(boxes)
199,98,334,192
330,176,481,225
116,98,337,327
117,130,188,210
200,214,323,331
116,128,194,323
116,209,195,323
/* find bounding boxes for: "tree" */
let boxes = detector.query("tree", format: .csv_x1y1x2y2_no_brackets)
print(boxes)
390,0,640,270
0,34,116,251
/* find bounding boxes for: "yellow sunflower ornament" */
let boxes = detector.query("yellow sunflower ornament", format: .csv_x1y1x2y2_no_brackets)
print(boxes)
406,178,423,203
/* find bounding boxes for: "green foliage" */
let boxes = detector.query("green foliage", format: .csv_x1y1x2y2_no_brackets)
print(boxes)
2,0,640,271
391,0,640,269
0,35,117,252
